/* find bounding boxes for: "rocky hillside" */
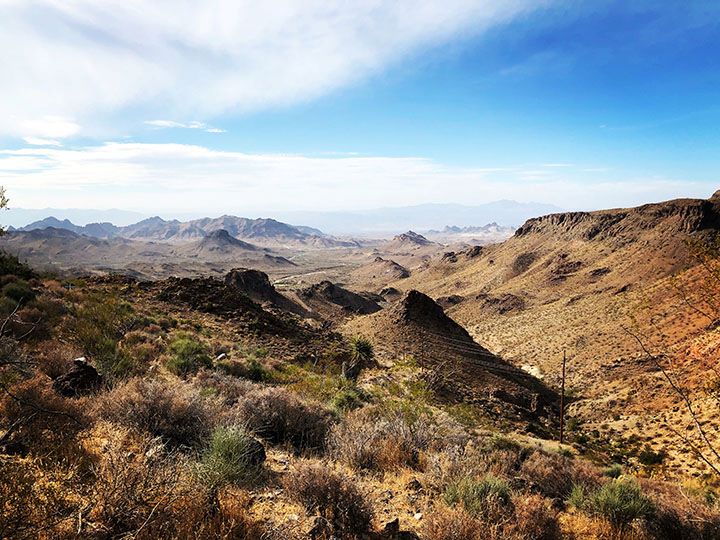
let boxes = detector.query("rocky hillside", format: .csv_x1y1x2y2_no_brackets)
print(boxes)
193,229,259,253
365,191,720,476
344,289,555,428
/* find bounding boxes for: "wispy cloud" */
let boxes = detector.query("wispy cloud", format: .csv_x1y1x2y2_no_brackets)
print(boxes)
0,1,553,138
0,142,711,212
145,120,226,133
22,136,62,147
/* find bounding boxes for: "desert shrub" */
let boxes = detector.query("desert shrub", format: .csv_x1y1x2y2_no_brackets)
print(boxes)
0,457,79,539
0,335,33,377
199,425,265,489
174,492,288,540
519,450,574,498
330,385,369,413
2,279,35,303
0,374,89,458
27,294,66,326
119,330,164,372
245,357,273,382
509,493,562,540
424,492,560,540
11,305,50,341
33,340,81,378
640,480,720,540
166,335,212,376
422,506,487,540
71,292,134,378
518,448,602,500
283,462,374,536
89,426,193,537
604,463,624,478
444,474,512,519
191,369,257,406
219,356,275,382
97,377,216,450
570,478,655,528
329,405,435,470
233,386,334,452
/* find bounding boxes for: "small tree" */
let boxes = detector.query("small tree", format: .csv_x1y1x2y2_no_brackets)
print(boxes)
0,186,8,236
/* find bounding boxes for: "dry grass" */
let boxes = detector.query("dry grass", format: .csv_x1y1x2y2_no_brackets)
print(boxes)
96,376,217,450
283,461,374,538
329,405,435,471
232,386,334,452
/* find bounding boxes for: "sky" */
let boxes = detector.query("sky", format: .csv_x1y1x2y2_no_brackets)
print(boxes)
0,0,719,215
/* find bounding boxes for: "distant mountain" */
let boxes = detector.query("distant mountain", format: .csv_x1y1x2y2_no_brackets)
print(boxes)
384,231,434,250
17,214,357,249
424,222,515,244
272,201,564,234
193,230,258,253
4,208,146,228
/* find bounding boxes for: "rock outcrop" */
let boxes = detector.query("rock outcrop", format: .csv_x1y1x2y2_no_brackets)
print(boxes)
53,358,102,397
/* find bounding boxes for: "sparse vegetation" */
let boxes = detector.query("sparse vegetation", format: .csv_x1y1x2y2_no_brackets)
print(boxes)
3,199,720,539
443,474,511,519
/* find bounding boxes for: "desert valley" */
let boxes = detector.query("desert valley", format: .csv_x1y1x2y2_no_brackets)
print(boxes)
3,190,720,539
3,2,720,539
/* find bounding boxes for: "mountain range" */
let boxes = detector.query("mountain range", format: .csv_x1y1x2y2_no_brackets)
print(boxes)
13,215,358,249
4,200,562,234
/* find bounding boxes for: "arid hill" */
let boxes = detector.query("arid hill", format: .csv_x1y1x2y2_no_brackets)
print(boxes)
297,280,381,321
192,229,259,254
0,228,302,279
344,289,554,427
347,256,410,292
383,230,435,251
372,192,720,475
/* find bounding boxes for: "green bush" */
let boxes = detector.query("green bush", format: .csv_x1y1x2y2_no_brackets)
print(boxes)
2,280,35,304
570,478,655,527
444,475,511,518
200,426,265,488
330,385,368,413
0,252,34,280
71,292,134,378
166,336,212,376
245,358,272,382
603,463,623,478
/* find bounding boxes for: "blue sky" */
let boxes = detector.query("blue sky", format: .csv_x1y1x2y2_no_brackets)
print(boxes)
0,1,718,213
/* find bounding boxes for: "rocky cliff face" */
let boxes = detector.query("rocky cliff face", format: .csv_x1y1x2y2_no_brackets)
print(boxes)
515,196,720,242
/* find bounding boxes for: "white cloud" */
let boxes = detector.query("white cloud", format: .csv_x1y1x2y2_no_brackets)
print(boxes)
20,117,80,139
22,136,62,147
0,142,711,213
0,1,553,137
205,128,227,134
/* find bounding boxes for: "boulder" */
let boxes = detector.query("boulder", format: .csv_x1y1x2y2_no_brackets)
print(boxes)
53,357,102,397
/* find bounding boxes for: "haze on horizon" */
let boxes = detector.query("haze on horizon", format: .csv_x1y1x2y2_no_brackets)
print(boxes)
0,1,718,215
